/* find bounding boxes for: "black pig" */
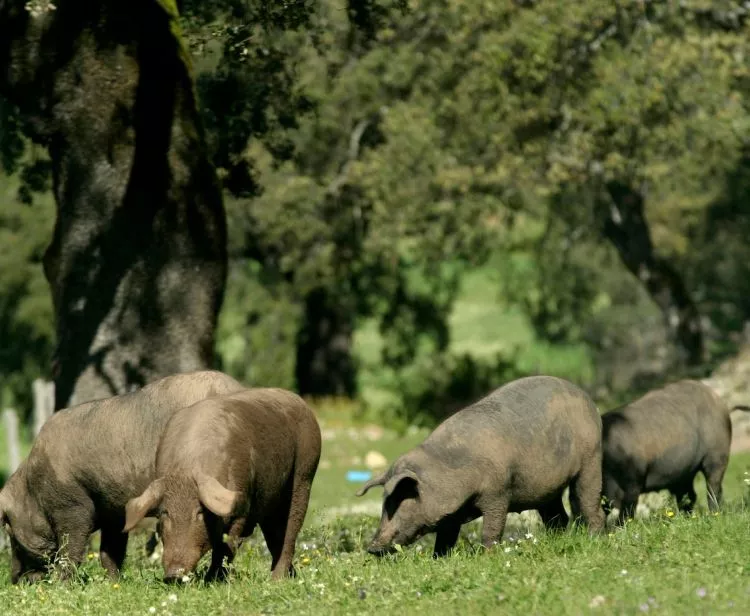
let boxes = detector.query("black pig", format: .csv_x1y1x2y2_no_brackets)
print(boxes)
602,379,750,523
357,375,605,556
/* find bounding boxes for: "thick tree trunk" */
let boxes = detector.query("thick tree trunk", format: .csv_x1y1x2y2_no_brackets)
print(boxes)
602,182,703,365
1,2,227,408
295,288,356,397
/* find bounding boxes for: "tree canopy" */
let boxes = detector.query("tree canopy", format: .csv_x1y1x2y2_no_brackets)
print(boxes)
2,0,750,422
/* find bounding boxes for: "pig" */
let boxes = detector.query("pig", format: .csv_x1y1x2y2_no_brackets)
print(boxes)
601,379,750,524
0,370,244,583
356,375,605,557
123,388,321,582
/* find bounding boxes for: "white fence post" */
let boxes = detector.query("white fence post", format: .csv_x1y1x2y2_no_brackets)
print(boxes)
33,378,55,437
3,407,21,475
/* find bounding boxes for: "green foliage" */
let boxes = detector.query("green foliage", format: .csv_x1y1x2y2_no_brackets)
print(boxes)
215,259,300,389
0,157,54,416
0,100,25,175
3,0,750,421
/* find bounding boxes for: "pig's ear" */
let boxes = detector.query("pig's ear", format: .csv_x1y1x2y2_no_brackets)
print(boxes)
123,478,165,533
383,470,420,498
193,471,243,518
355,472,388,497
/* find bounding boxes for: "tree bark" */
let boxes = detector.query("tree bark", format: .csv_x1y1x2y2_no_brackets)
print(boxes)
602,182,703,365
0,1,227,408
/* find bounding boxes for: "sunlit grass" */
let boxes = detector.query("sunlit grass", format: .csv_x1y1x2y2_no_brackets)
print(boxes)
2,415,750,614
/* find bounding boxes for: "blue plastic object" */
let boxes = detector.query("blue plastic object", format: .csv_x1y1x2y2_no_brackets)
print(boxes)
346,470,373,483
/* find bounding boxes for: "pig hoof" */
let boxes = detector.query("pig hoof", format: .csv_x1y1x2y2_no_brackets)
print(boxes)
204,567,229,583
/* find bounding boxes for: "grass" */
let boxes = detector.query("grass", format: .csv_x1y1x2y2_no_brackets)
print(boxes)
2,413,750,615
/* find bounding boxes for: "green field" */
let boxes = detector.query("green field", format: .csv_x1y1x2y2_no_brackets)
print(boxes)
0,245,744,614
2,411,750,615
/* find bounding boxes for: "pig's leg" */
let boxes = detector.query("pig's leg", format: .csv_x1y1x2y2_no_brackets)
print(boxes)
205,544,232,582
670,479,697,514
145,532,159,558
617,488,639,525
702,455,728,512
99,525,128,579
602,474,624,520
273,478,315,579
538,496,569,531
260,518,290,580
570,459,605,534
55,528,94,580
205,519,245,582
433,523,461,557
478,497,509,549
52,504,95,579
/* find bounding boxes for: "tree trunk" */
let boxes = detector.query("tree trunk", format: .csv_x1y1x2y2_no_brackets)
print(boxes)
1,2,227,408
602,182,703,365
295,288,356,397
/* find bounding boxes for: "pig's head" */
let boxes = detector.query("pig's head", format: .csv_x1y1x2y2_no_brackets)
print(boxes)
356,465,440,555
0,471,56,583
123,471,244,582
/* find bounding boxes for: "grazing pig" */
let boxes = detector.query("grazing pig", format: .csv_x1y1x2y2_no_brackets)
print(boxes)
601,379,749,523
357,375,605,557
123,388,321,582
0,370,244,583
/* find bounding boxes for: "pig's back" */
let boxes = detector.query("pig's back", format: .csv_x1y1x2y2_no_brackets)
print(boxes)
159,388,304,471
158,388,319,509
36,370,244,509
433,376,600,445
424,377,600,494
603,380,729,481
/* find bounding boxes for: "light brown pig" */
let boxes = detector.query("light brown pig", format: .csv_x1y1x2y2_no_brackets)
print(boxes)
124,388,321,582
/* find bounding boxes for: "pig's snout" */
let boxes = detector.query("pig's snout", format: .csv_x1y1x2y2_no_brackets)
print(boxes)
367,541,396,557
163,566,187,584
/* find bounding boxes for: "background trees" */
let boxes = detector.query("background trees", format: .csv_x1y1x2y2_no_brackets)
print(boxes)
0,0,227,409
2,0,750,422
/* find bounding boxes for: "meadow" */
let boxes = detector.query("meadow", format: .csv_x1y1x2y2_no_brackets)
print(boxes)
1,408,750,615
0,253,746,615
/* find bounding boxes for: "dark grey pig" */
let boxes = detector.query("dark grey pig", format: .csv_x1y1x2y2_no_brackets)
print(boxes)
123,388,321,582
357,375,605,557
602,379,749,523
0,370,244,583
